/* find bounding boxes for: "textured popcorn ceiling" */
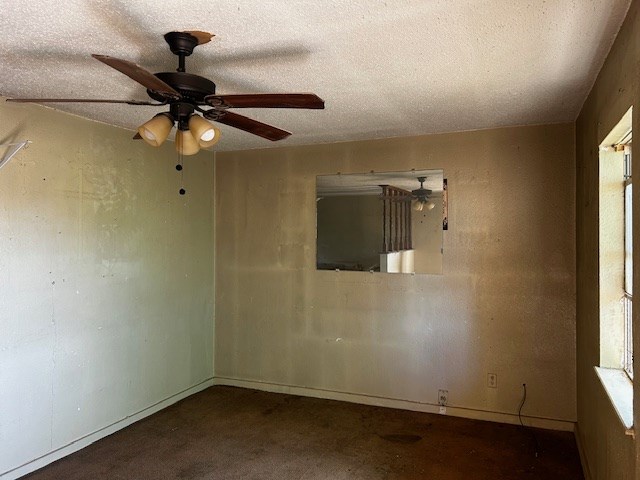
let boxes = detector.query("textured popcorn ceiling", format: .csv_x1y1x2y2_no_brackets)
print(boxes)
0,0,631,151
317,169,443,196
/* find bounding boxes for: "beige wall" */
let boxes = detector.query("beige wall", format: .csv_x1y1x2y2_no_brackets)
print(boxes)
575,0,639,478
215,123,576,426
0,100,215,477
412,195,443,274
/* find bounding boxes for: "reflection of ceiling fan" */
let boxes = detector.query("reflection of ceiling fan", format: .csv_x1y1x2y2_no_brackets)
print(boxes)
380,176,436,211
6,30,325,155
411,176,435,212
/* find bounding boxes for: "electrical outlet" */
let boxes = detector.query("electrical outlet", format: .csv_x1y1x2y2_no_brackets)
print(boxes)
487,373,497,388
438,389,448,406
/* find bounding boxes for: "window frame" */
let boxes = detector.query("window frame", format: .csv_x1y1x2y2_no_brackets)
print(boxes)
623,144,633,379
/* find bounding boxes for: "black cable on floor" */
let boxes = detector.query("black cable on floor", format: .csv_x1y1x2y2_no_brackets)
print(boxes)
518,383,540,458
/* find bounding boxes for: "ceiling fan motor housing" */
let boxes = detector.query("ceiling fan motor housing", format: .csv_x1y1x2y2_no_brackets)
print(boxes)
411,177,432,199
148,72,216,103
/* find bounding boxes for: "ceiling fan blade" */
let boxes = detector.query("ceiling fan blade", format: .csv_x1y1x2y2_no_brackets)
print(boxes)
207,111,291,141
6,98,165,105
205,93,324,109
92,54,181,99
183,30,214,45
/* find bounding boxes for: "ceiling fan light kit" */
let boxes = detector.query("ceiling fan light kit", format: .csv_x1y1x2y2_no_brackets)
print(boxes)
412,199,435,212
7,30,325,155
137,108,220,154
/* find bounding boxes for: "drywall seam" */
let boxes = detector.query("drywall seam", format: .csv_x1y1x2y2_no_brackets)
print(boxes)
0,378,214,480
213,376,575,432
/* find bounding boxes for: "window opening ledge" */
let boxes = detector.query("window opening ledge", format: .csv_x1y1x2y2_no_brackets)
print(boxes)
594,366,634,436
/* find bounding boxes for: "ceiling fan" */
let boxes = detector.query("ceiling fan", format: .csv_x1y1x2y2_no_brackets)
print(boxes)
6,30,325,155
410,176,435,211
379,176,436,211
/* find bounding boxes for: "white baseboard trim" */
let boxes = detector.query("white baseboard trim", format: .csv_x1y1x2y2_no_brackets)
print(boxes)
1,378,214,480
574,425,593,480
214,376,575,432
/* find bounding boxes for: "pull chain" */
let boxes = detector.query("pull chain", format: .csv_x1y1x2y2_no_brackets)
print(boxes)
176,150,185,195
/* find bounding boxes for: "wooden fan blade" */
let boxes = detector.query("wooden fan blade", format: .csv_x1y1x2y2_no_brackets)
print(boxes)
184,30,214,45
92,54,181,99
210,111,291,141
205,93,324,109
6,98,165,105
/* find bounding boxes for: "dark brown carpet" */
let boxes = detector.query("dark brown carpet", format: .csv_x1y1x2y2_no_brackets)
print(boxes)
24,386,583,479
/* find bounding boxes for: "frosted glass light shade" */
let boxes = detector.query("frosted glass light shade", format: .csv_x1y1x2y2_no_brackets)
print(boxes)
425,201,436,211
188,115,221,148
413,200,424,212
138,114,173,147
176,129,201,155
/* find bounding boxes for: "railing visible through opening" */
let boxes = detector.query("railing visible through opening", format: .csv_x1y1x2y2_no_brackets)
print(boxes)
380,185,412,253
